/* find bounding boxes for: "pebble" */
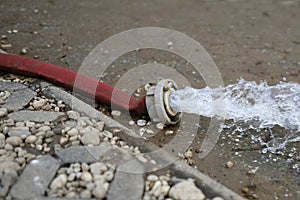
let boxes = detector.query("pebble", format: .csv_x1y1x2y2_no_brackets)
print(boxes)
38,125,51,132
4,143,14,151
86,182,95,190
96,121,105,131
20,48,28,55
81,171,93,182
0,136,5,148
32,99,47,109
0,44,12,49
165,130,174,135
104,171,114,181
67,128,79,136
25,135,38,144
102,130,113,139
0,108,8,117
155,123,164,130
80,132,100,145
60,137,69,146
67,110,80,120
151,181,162,197
92,184,106,199
212,197,224,200
6,136,22,147
137,155,148,163
242,187,249,194
36,144,43,151
90,162,107,175
226,161,234,168
25,121,35,127
81,163,89,171
8,128,31,137
65,191,76,198
147,175,159,182
111,110,121,117
50,174,67,190
128,120,135,126
169,179,205,200
80,189,91,198
137,119,147,126
146,129,154,134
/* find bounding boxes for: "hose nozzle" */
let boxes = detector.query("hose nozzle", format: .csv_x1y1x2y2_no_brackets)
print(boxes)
146,79,182,125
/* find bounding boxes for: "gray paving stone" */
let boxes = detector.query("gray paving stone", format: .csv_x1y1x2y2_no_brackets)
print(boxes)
3,88,36,111
10,155,60,199
0,82,27,92
0,169,18,197
57,144,132,165
107,160,145,200
8,110,65,122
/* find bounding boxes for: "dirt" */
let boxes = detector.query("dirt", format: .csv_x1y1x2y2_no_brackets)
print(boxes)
1,0,300,199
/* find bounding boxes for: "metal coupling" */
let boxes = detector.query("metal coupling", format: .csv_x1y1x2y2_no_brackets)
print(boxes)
146,79,182,125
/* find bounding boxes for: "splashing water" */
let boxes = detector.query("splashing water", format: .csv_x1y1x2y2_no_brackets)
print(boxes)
169,79,300,154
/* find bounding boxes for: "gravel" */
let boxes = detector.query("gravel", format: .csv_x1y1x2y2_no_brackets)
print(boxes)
47,162,114,198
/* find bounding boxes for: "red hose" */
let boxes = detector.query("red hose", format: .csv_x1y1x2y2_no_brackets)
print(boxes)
0,53,147,114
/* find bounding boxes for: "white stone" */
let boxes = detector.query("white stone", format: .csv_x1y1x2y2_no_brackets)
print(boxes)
80,189,91,198
137,119,147,126
128,120,135,126
81,171,93,182
80,132,100,145
90,162,107,175
67,128,79,136
86,182,95,190
102,130,113,139
20,47,28,55
38,125,51,132
96,121,105,131
50,174,67,190
25,121,35,127
104,171,114,181
0,108,8,117
65,191,76,198
60,137,69,146
161,185,170,196
137,155,148,163
212,197,224,200
32,99,47,109
67,110,80,120
79,126,99,136
111,110,121,117
165,130,174,135
155,123,164,130
146,129,154,134
147,174,158,182
169,180,205,200
151,181,162,197
92,184,106,199
25,135,38,144
67,173,76,182
81,163,89,171
6,136,22,147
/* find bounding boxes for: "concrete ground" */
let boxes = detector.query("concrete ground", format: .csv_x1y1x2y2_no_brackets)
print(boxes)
1,0,300,199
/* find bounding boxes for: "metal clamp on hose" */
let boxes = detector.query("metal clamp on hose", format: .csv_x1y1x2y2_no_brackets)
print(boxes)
146,79,182,125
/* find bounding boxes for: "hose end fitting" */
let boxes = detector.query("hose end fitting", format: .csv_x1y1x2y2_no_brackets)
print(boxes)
146,79,182,125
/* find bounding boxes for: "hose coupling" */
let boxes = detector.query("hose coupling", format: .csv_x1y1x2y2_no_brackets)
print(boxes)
146,79,182,125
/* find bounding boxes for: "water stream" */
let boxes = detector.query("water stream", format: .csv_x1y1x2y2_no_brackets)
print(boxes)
169,79,300,156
